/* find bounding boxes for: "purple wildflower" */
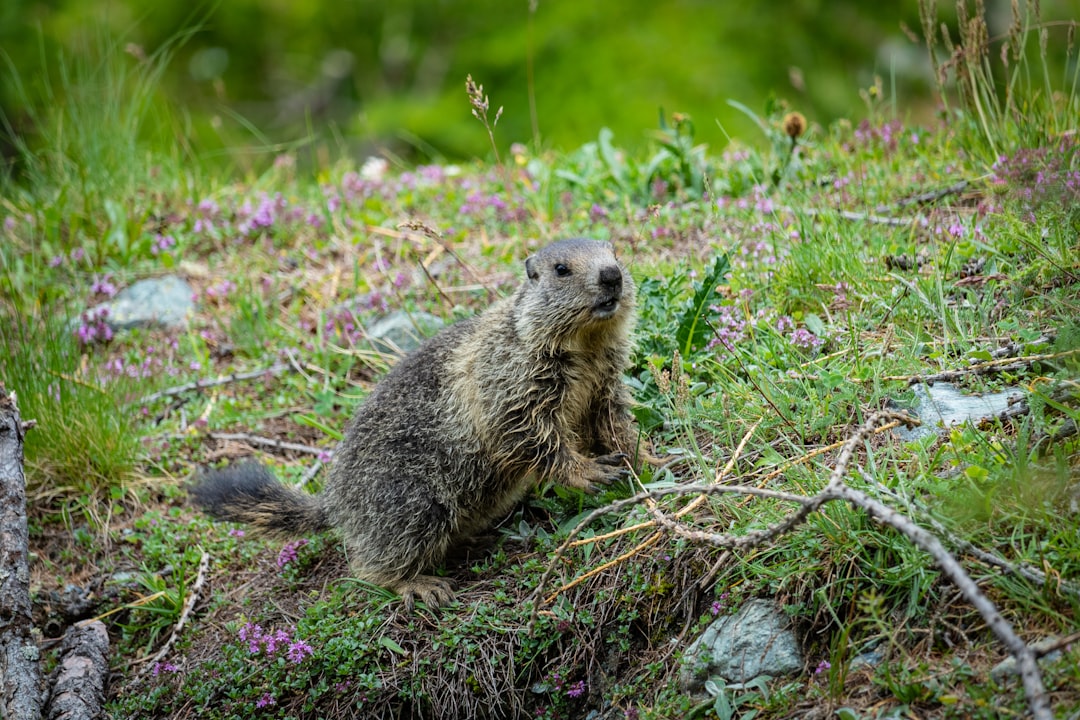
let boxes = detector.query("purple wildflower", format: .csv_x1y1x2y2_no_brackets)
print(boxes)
814,659,832,675
263,628,291,654
75,308,113,346
205,279,236,300
91,274,118,297
566,680,586,698
789,328,823,349
151,234,177,255
277,539,309,568
286,639,315,664
255,692,276,709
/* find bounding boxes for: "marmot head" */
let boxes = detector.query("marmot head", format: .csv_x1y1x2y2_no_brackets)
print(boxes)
517,238,635,352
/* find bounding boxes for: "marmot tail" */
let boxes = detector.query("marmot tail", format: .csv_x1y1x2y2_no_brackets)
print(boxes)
190,462,329,538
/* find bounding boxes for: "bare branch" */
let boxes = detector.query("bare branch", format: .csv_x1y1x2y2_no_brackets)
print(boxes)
207,432,330,457
140,363,290,405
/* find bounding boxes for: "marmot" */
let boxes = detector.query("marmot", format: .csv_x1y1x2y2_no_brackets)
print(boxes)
191,238,648,607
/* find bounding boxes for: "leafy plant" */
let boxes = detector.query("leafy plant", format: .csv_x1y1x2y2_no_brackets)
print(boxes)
675,254,732,359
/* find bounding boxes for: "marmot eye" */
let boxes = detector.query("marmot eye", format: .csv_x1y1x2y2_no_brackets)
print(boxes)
554,263,571,277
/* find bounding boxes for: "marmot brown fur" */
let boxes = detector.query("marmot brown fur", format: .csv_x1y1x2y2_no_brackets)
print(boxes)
191,238,648,607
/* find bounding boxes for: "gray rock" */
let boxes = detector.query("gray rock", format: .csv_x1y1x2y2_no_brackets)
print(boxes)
990,637,1062,680
679,599,803,691
94,275,195,330
366,310,445,354
849,647,885,670
892,381,1024,441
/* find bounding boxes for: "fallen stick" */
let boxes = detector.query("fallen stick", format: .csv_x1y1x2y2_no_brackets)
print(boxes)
139,363,290,405
45,621,109,720
136,551,211,680
208,432,327,456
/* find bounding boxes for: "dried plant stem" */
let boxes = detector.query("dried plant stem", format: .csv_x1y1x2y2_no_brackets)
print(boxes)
569,419,761,550
546,532,663,603
744,420,903,493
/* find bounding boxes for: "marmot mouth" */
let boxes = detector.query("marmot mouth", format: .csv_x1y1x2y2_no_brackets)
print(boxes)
592,297,620,317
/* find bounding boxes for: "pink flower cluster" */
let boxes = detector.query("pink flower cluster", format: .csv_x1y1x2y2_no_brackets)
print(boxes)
277,539,309,568
237,622,315,664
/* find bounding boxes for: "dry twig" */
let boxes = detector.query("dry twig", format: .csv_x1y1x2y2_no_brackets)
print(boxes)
136,551,211,680
140,363,290,405
207,432,328,457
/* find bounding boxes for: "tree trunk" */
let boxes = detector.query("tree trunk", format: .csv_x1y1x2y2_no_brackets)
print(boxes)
0,388,45,719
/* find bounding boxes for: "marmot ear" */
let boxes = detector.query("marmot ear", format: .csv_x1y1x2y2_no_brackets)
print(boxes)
525,255,539,280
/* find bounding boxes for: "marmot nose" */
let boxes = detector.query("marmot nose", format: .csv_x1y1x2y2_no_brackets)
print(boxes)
598,265,623,295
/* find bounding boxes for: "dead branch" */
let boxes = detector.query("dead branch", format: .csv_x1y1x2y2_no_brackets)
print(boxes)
862,470,1080,598
0,387,45,720
45,621,109,720
879,348,1079,385
791,206,921,226
136,551,211,680
297,460,325,490
139,363,290,405
881,179,970,210
529,410,1053,720
207,432,329,457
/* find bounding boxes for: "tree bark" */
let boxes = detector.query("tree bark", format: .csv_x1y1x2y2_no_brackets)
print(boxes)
0,388,45,720
45,621,109,720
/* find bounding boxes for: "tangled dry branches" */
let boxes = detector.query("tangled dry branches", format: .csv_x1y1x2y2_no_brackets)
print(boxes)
528,410,1054,720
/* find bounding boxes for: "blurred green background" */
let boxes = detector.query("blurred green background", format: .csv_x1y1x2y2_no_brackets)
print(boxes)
0,0,1071,169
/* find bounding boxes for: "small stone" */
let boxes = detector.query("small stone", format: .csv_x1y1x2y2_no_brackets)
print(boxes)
94,276,195,330
990,637,1063,681
679,599,803,691
849,647,885,670
366,310,445,354
891,382,1024,442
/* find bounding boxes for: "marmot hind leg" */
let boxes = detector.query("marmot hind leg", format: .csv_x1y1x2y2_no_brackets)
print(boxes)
388,575,457,611
342,519,459,608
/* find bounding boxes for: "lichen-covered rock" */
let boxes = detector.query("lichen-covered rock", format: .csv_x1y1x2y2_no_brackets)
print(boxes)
366,309,445,354
95,276,195,330
679,599,803,691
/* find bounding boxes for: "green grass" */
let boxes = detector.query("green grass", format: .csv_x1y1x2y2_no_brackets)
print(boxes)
2,4,1079,719
0,309,148,508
